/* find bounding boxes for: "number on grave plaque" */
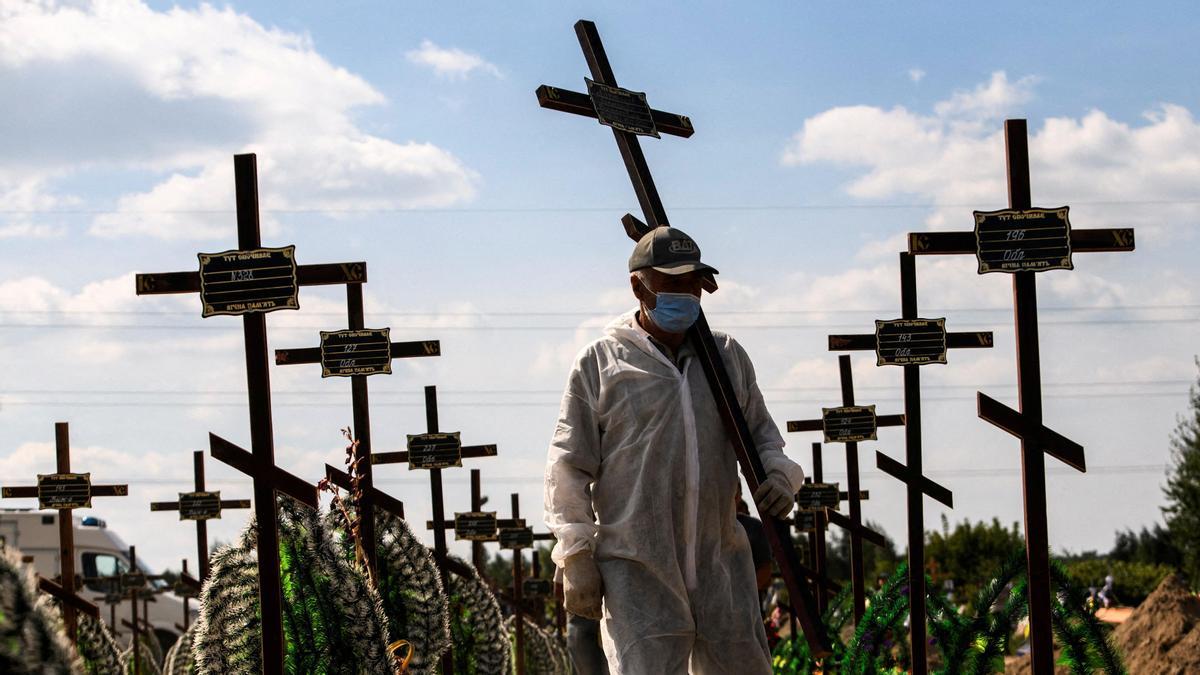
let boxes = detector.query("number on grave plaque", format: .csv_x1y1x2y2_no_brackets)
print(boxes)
499,527,534,550
197,245,299,317
795,510,818,533
320,328,392,378
523,578,553,597
974,207,1073,274
797,483,841,511
822,406,878,443
174,580,200,598
34,473,93,509
121,572,147,591
406,433,463,470
875,318,948,366
454,511,499,541
178,491,223,521
585,78,660,138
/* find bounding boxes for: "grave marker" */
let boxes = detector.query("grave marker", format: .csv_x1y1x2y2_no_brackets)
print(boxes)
906,119,1134,673
149,451,250,580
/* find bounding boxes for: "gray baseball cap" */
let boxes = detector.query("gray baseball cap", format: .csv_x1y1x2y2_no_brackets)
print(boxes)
628,227,719,276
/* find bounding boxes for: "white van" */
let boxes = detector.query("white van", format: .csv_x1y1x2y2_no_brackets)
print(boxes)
0,509,195,651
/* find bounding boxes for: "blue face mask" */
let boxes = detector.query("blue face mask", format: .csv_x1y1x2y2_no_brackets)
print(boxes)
646,291,701,333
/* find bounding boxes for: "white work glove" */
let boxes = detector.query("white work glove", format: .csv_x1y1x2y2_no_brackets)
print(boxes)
563,552,604,620
753,472,796,519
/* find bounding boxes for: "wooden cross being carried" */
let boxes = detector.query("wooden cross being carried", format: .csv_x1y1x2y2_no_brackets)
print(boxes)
536,19,829,655
827,252,993,673
373,384,499,674
906,119,1134,674
1,422,128,641
786,355,903,623
80,545,166,675
275,281,440,575
135,153,361,675
149,451,250,580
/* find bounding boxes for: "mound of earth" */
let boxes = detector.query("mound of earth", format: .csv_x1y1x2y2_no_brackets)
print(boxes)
1112,573,1200,674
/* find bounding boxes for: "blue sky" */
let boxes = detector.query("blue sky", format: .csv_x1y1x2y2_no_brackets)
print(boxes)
1,0,1198,572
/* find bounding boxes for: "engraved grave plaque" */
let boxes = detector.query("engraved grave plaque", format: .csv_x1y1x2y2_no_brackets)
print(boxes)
875,319,948,366
320,328,392,377
974,207,1073,274
585,78,659,137
822,406,878,443
198,246,299,317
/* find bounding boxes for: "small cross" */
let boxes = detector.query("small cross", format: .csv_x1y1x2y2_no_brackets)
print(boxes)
149,451,250,580
174,558,202,632
905,119,1134,674
276,281,440,575
80,545,166,675
786,355,904,623
537,20,828,655
1,422,127,641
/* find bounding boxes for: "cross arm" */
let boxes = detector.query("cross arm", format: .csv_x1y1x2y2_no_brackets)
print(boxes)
38,577,100,619
275,340,442,365
908,228,1135,256
534,85,695,138
875,452,954,508
90,484,128,497
324,464,405,519
828,332,994,351
136,262,368,295
825,510,888,548
976,393,1086,471
839,490,869,501
371,444,498,465
786,414,905,433
1,486,37,498
209,433,318,508
149,501,180,511
426,518,526,530
221,499,251,509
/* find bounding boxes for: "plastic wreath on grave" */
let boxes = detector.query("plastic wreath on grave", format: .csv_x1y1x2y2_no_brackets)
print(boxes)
444,555,510,675
192,497,394,674
162,622,198,675
122,637,163,675
505,614,567,675
0,546,80,673
831,549,1126,675
77,614,126,675
771,584,855,674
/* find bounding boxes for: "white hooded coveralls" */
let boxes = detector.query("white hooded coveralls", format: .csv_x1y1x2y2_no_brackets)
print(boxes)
544,310,805,674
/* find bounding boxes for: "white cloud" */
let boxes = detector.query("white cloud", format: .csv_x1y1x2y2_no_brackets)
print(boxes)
0,1,478,240
781,71,1200,238
406,40,502,80
908,68,926,83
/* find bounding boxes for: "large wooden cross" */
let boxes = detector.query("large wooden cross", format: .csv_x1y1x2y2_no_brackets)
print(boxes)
786,355,903,622
536,19,829,655
149,451,250,580
1,422,127,641
906,119,1134,673
826,252,992,673
276,282,440,575
372,384,498,674
134,153,358,675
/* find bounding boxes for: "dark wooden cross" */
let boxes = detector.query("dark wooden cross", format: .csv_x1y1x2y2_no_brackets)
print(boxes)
503,493,535,675
0,422,127,641
798,443,840,616
276,282,440,575
827,252,992,674
149,451,250,580
80,545,166,675
174,558,202,632
134,153,358,675
536,19,829,655
372,384,498,675
786,355,903,622
906,118,1134,674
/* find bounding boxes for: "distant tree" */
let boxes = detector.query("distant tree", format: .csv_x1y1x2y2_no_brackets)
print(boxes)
1163,358,1200,586
823,519,901,588
925,515,1023,601
1110,523,1182,567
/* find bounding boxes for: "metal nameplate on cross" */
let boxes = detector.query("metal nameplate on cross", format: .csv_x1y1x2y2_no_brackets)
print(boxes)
135,153,360,675
905,118,1134,675
149,451,249,581
1,423,126,641
796,483,840,510
536,19,828,655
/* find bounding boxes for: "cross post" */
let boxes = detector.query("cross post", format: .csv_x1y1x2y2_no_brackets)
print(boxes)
906,119,1134,673
135,153,363,675
826,251,991,673
1,422,127,641
149,451,250,580
372,384,499,675
786,355,903,622
275,282,440,575
175,558,202,631
537,19,829,655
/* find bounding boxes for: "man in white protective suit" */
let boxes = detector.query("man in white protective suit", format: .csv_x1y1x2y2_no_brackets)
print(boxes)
544,227,804,674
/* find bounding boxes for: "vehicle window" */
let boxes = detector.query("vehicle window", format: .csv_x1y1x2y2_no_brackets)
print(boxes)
81,552,127,593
